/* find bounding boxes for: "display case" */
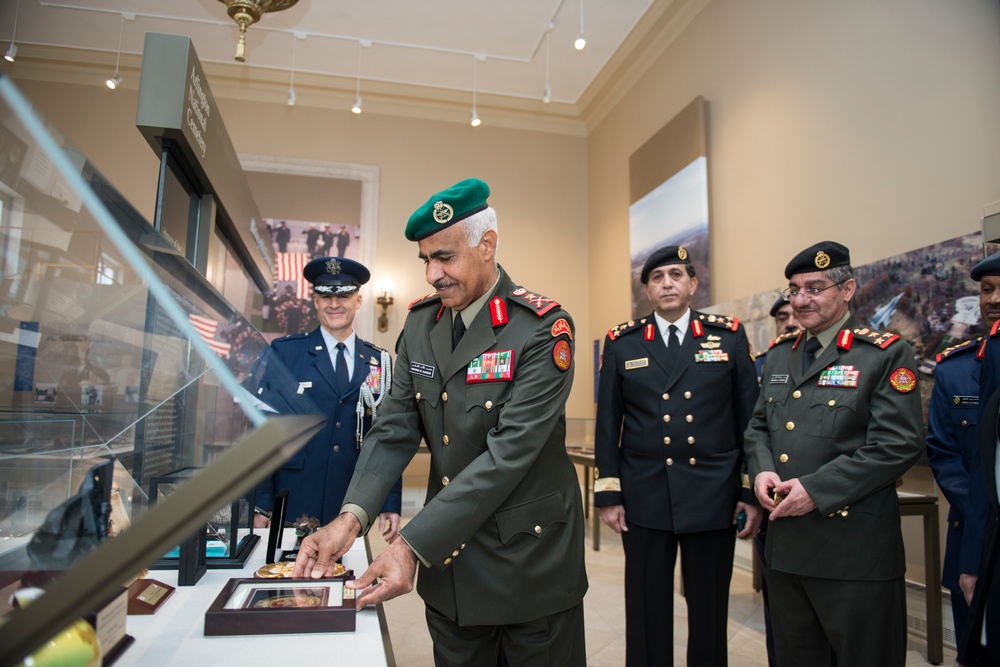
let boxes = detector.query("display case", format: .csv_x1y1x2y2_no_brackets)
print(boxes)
0,74,325,665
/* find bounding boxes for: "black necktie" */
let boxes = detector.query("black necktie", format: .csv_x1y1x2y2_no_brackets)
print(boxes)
454,314,467,349
665,324,680,366
334,342,349,393
802,336,821,374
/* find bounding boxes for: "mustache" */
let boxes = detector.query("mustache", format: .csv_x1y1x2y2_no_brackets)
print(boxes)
433,280,456,290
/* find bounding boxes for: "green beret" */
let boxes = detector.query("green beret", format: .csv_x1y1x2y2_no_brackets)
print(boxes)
405,178,490,241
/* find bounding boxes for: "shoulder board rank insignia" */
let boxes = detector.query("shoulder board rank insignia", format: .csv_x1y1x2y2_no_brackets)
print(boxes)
511,288,560,317
607,319,641,341
853,327,900,349
489,296,509,327
935,338,980,363
836,329,854,351
774,331,801,350
409,292,441,310
700,313,739,331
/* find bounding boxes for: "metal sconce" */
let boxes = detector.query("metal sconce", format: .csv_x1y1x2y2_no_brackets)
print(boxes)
376,287,394,333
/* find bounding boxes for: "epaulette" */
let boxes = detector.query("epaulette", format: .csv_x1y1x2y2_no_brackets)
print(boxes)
510,286,560,317
697,312,739,332
606,318,646,341
935,337,981,364
852,326,900,349
272,332,308,345
408,292,441,310
769,331,798,349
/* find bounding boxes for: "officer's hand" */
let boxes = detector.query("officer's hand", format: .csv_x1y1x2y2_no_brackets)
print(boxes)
253,513,270,529
960,573,977,606
599,505,628,533
294,512,361,579
768,478,817,519
734,502,761,540
378,512,401,544
753,472,782,511
347,539,417,609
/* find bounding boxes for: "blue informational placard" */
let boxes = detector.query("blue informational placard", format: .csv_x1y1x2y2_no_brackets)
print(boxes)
14,321,39,392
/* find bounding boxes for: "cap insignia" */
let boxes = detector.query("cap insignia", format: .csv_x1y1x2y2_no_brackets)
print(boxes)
433,201,454,224
326,258,342,275
815,251,831,269
678,246,688,261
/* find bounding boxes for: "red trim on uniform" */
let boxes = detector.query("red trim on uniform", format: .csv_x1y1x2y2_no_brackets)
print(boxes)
978,338,989,360
435,305,445,321
878,334,900,350
730,317,739,331
837,329,854,350
490,297,508,327
791,331,805,350
691,320,704,337
644,323,655,341
408,292,437,310
607,327,618,342
992,320,1000,336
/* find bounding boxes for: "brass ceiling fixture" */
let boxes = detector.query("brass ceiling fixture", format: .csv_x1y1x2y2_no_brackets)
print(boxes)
217,0,299,62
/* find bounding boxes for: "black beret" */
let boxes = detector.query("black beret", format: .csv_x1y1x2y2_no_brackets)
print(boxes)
303,257,370,295
784,241,851,279
640,245,692,284
971,252,1000,281
769,296,788,318
405,178,490,242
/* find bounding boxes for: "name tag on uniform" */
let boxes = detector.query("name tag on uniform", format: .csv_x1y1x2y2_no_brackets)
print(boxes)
954,395,979,406
410,361,436,379
769,374,789,384
297,381,312,394
818,365,860,388
695,350,729,363
624,358,648,370
467,350,514,383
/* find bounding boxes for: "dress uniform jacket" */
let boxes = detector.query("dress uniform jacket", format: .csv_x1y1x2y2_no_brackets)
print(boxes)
744,316,923,580
926,338,989,593
256,328,402,525
342,267,588,626
594,310,759,532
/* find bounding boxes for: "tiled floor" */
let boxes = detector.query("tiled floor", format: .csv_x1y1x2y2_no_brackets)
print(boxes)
371,504,956,666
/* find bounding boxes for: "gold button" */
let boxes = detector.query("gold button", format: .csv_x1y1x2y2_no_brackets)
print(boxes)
452,550,460,557
840,509,849,517
786,422,795,431
444,557,452,565
827,399,836,407
666,458,674,466
779,454,789,463
663,415,671,423
684,391,692,399
962,420,969,427
662,393,670,400
443,435,450,445
688,436,695,444
442,392,448,402
954,521,960,528
685,415,693,423
442,476,450,486
768,396,773,403
485,400,493,410
828,513,835,518
415,392,422,400
534,525,542,534
689,458,696,465
792,390,801,399
663,437,671,445
460,543,466,549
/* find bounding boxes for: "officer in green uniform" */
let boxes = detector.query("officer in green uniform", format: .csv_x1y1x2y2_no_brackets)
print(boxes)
294,178,588,666
744,241,923,667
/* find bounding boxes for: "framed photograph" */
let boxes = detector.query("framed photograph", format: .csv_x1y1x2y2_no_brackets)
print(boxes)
205,577,356,636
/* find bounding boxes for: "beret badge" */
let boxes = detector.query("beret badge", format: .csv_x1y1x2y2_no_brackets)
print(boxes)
325,258,342,275
814,251,831,269
677,246,688,261
433,201,454,224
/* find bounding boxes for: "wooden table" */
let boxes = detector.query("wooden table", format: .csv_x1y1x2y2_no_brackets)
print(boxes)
565,447,601,551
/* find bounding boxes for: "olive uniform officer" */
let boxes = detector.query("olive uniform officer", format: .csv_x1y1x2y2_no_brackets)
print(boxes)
294,179,588,666
926,252,1000,647
594,245,761,667
255,258,402,531
745,241,923,667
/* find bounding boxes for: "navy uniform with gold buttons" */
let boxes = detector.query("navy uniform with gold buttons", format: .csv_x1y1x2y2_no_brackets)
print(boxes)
745,241,923,667
255,257,401,525
595,245,760,667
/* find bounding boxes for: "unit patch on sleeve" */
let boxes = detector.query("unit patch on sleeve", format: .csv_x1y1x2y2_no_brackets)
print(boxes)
553,339,572,371
889,367,917,393
467,350,515,383
551,318,572,339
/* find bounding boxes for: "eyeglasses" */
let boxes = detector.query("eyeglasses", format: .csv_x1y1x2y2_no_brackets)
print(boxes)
780,280,846,301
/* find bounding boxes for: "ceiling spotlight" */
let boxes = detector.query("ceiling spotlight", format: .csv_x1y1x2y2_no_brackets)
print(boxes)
106,13,127,91
106,72,123,90
470,109,481,127
352,40,369,115
286,32,300,107
543,25,552,103
543,86,552,104
575,0,587,51
4,43,16,63
352,96,362,114
286,88,296,106
470,54,483,127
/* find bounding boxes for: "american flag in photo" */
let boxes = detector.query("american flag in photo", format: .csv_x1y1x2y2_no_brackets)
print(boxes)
187,313,232,358
276,252,310,299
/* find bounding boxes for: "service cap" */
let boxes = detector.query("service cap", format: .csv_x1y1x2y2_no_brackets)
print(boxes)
970,251,1000,281
303,257,370,295
769,296,789,318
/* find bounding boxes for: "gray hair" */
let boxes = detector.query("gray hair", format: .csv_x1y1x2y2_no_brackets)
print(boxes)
824,265,855,285
462,206,499,256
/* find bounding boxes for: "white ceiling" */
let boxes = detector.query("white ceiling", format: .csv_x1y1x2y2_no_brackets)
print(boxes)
2,0,657,105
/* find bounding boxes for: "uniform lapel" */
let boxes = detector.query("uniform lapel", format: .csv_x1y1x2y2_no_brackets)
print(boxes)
662,320,699,392
429,314,454,381
641,317,673,377
348,341,374,396
308,328,338,394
